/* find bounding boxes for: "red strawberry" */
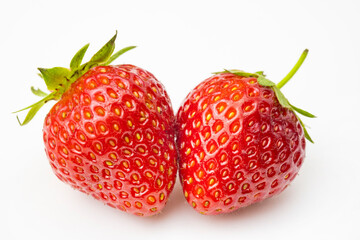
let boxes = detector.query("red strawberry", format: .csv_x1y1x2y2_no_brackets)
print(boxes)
16,33,177,217
176,50,314,215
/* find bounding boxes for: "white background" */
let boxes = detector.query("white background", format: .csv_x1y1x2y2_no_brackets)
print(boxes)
1,0,359,239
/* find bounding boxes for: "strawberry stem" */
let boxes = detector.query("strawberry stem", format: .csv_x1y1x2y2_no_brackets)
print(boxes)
276,49,308,89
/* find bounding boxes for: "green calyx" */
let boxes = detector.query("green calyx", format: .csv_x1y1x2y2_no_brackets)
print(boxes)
15,32,136,125
214,49,315,143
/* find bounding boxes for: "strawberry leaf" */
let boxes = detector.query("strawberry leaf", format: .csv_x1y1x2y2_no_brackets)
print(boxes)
293,112,314,143
38,67,71,91
289,103,316,118
70,43,90,70
272,87,291,109
31,87,48,97
15,93,56,125
106,46,137,65
89,32,117,64
257,74,275,87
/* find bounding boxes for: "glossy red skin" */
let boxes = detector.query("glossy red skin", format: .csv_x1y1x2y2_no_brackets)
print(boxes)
43,64,177,216
176,73,306,215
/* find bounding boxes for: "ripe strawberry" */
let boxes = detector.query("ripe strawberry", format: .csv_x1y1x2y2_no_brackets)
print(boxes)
16,33,177,216
176,50,314,215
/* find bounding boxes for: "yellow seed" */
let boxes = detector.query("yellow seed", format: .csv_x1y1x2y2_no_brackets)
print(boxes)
209,162,215,170
153,148,159,154
123,149,131,156
214,191,220,198
188,177,193,184
198,170,204,178
197,187,203,195
109,92,117,98
148,195,156,203
95,143,101,151
97,95,104,102
132,174,139,181
136,133,141,140
184,191,189,198
138,147,145,153
220,136,228,144
62,148,68,155
133,91,139,98
109,153,117,159
85,111,91,118
122,161,129,168
135,202,142,208
228,111,235,119
135,160,142,167
158,139,164,145
228,183,234,190
215,124,222,132
127,120,133,127
231,87,237,91
125,101,132,108
160,193,165,201
156,178,162,186
113,123,119,131
209,178,215,185
99,124,106,132
114,108,121,115
185,148,191,155
218,105,225,113
118,82,125,88
196,121,201,128
124,136,130,143
202,103,208,110
159,164,165,172
157,106,162,113
246,136,252,142
105,160,113,166
214,96,220,102
206,113,212,121
149,158,156,166
209,144,216,153
205,132,210,139
195,139,200,146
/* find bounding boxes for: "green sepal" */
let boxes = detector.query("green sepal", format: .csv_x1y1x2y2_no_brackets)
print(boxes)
89,32,117,64
290,103,316,118
106,46,137,65
15,93,56,125
293,112,314,143
31,87,48,97
272,87,291,109
38,67,71,91
70,43,90,70
257,74,276,87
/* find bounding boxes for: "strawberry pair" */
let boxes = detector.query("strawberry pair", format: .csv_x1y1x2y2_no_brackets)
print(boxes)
17,33,314,216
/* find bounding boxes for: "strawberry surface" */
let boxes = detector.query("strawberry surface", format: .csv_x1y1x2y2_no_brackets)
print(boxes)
17,34,177,216
43,65,177,216
176,51,313,215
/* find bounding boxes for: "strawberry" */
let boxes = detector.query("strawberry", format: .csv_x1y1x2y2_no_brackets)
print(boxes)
16,33,177,217
176,50,314,215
